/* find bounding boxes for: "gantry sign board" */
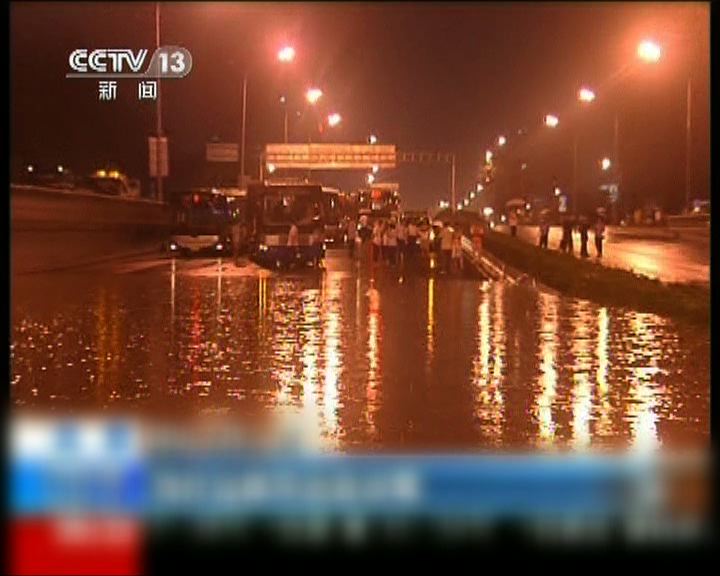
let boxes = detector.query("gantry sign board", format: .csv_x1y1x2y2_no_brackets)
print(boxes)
264,144,397,170
207,142,239,163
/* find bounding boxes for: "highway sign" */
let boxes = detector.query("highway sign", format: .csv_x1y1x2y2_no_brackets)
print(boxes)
264,143,396,170
207,142,239,163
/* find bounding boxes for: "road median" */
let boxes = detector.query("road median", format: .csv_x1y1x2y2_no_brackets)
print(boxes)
482,230,709,325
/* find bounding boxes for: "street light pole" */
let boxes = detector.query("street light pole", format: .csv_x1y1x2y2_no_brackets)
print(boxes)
613,111,620,223
685,76,692,211
240,72,247,187
572,132,578,216
154,2,164,202
283,106,289,143
451,154,456,214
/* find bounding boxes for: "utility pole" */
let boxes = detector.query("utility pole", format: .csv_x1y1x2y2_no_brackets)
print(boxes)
240,73,247,188
685,76,692,211
451,154,457,213
154,2,164,202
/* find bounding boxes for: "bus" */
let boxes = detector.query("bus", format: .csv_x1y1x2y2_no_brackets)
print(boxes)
321,186,345,246
246,181,326,268
167,188,234,256
358,182,401,221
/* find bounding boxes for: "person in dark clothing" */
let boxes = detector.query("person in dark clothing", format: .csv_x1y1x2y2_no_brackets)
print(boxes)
538,216,549,249
559,215,574,254
578,216,590,258
594,215,606,258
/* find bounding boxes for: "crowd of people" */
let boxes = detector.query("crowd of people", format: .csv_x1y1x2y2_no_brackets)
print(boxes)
342,215,485,275
536,212,606,258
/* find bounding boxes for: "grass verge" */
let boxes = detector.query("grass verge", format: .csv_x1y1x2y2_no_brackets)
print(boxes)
483,230,709,326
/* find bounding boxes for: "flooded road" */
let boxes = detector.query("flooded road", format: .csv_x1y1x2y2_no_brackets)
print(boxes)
11,250,709,452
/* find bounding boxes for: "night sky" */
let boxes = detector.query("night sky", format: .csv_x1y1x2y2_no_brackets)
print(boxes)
11,2,710,211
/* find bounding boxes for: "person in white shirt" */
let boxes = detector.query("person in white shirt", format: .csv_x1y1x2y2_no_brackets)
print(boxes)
440,224,454,273
396,220,407,265
372,220,383,263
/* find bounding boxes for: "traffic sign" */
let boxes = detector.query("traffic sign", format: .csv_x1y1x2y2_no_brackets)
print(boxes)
148,136,168,177
206,142,239,163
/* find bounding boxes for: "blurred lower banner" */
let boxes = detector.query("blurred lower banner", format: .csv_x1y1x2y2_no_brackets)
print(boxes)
8,416,710,571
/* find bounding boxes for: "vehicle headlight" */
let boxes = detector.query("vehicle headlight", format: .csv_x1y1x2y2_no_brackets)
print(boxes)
259,244,268,252
216,243,224,251
169,242,178,251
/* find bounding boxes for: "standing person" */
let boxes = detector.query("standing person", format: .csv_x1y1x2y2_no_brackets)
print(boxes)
418,220,431,260
287,220,300,267
385,222,398,265
372,219,383,264
594,215,606,258
310,225,324,268
347,217,357,258
539,216,550,249
471,221,484,258
578,215,590,258
560,215,574,254
396,218,407,265
440,223,454,273
231,217,242,265
407,219,418,264
451,227,464,273
508,210,518,237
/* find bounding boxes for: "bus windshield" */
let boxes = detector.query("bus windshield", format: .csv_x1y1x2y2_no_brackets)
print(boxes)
172,191,231,234
262,186,323,228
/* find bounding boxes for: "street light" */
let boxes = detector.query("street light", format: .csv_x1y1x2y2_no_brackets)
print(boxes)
485,149,493,163
366,173,375,185
601,157,612,171
306,87,323,105
277,45,296,63
57,165,64,173
476,183,484,193
372,165,379,174
327,112,342,127
636,38,692,210
266,163,276,174
544,114,559,128
368,134,378,144
26,164,33,173
497,135,507,146
637,39,662,63
578,86,596,103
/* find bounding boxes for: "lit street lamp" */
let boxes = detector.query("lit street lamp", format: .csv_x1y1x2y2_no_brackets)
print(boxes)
306,87,323,105
544,114,559,128
372,165,379,174
368,134,378,144
497,135,507,146
578,86,596,103
366,173,375,185
637,39,662,63
277,45,296,63
601,157,612,171
327,112,342,127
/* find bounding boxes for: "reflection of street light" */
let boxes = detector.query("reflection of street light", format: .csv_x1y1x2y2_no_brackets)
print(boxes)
277,45,296,63
578,86,596,103
497,135,507,146
544,114,559,128
327,112,342,127
305,88,323,105
601,157,612,171
637,39,662,63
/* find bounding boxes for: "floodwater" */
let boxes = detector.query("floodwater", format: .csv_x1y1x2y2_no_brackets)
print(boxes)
11,252,709,452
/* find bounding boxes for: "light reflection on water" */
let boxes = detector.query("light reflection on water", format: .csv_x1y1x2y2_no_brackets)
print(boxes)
11,264,709,452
